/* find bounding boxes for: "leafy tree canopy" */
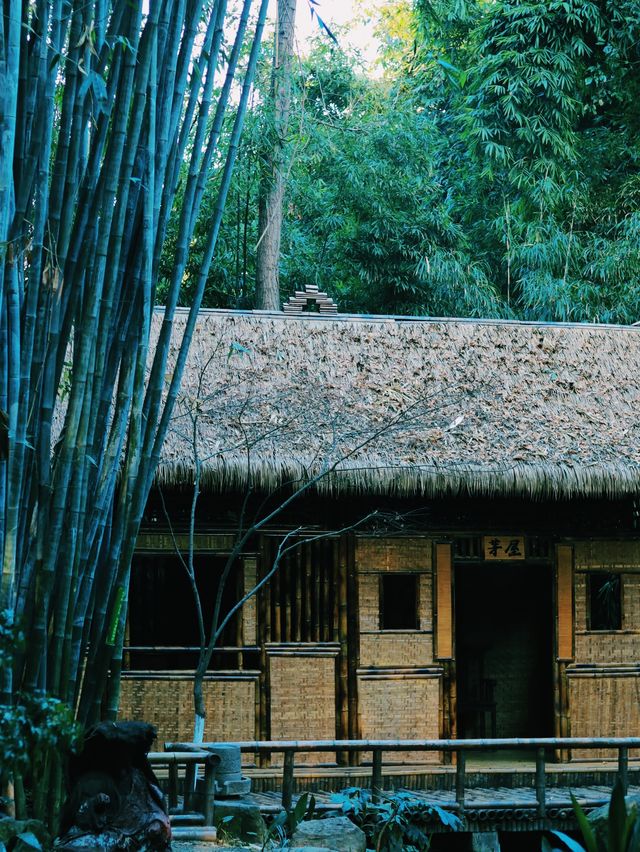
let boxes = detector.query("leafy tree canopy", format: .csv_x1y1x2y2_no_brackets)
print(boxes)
166,0,640,323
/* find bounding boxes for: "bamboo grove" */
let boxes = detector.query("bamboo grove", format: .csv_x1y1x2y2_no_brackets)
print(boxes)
0,0,268,817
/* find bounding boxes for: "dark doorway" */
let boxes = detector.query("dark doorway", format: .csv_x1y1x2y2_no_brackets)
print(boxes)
455,563,553,739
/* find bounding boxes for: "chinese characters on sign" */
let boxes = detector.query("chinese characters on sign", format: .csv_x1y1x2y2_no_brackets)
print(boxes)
483,536,526,560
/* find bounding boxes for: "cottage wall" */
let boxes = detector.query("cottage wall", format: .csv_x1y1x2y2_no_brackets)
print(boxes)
120,519,640,763
118,674,258,743
355,536,441,761
568,540,640,756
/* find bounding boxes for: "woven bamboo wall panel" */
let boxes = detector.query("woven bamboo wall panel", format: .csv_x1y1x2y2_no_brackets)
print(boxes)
358,675,440,763
243,556,257,645
435,543,453,660
359,575,380,632
574,632,640,664
568,675,640,758
269,655,336,741
574,540,640,569
356,537,431,571
574,572,640,662
575,574,587,629
359,633,434,667
624,574,640,629
358,574,433,633
557,545,574,661
420,574,433,631
118,676,256,746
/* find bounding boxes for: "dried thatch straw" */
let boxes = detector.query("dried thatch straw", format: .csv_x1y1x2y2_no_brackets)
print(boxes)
153,309,640,500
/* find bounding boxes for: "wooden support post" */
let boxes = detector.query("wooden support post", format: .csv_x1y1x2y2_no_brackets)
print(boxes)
332,542,340,643
305,545,313,642
455,750,465,813
284,552,292,641
535,747,546,821
282,750,295,811
372,750,383,803
346,534,360,755
236,567,243,669
318,544,326,643
555,542,574,763
337,537,349,764
436,542,455,760
313,540,321,642
258,537,270,765
273,548,282,643
184,762,196,811
295,547,302,642
168,763,178,811
203,757,217,826
619,746,629,795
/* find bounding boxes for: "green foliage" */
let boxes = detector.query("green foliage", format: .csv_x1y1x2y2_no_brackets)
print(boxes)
0,819,49,852
544,780,640,852
332,787,462,852
260,792,316,849
0,612,79,810
165,0,640,323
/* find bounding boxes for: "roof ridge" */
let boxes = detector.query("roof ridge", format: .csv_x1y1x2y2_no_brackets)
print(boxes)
155,305,639,332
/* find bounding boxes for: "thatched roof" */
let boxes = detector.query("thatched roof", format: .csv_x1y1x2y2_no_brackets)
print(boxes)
155,309,640,500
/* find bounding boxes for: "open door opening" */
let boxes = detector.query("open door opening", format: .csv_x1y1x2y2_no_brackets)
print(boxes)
455,562,553,739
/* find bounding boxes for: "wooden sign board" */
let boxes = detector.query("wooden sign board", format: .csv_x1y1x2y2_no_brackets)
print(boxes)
483,536,525,561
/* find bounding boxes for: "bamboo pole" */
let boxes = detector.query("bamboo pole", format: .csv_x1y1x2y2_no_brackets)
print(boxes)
259,535,271,762
284,551,292,642
535,747,546,820
0,0,270,823
618,745,628,795
273,545,282,643
337,536,349,764
455,749,466,812
294,546,302,643
282,750,295,811
313,539,321,643
346,534,359,750
318,540,326,643
371,749,383,802
304,544,312,643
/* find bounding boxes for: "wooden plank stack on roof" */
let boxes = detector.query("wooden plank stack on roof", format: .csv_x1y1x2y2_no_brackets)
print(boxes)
282,283,338,314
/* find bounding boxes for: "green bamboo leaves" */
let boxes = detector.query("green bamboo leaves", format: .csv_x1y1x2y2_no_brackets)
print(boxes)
545,780,640,852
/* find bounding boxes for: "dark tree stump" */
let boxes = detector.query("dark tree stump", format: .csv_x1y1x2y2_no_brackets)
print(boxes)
56,722,171,852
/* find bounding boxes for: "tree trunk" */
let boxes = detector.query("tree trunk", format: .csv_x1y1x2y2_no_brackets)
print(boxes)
193,659,207,743
255,0,297,310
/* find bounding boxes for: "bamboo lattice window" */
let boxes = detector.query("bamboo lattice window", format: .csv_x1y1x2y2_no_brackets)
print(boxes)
127,554,242,670
264,537,338,643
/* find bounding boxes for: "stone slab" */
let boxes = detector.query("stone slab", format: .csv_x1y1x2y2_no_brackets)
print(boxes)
290,817,366,852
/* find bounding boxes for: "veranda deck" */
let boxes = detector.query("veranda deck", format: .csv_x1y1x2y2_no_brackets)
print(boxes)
241,779,640,834
158,739,640,835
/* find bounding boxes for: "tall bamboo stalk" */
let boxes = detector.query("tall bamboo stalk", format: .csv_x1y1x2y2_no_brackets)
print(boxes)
0,0,268,823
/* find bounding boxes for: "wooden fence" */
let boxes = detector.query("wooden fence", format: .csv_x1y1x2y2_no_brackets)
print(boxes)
164,737,640,821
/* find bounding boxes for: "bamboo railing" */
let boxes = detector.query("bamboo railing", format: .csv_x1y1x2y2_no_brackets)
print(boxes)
165,737,640,817
148,751,219,827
